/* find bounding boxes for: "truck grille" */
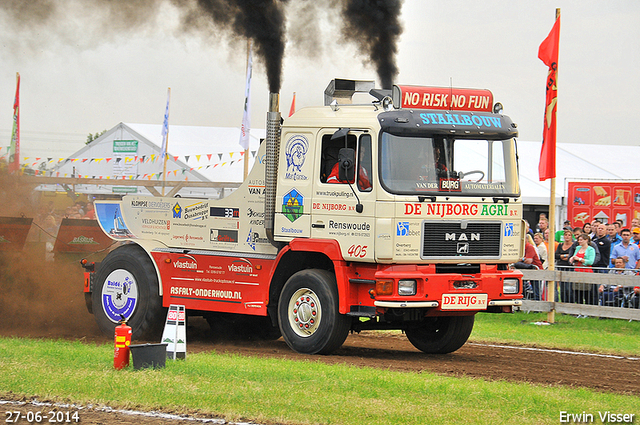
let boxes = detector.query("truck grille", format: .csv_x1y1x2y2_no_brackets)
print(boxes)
421,221,502,259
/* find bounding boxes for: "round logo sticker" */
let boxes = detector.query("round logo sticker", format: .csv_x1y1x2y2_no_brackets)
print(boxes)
102,269,138,323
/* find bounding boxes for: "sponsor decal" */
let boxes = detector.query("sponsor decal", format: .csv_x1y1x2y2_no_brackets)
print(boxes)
228,259,253,275
184,202,209,220
102,269,138,322
246,228,269,250
445,232,480,241
68,235,99,245
169,286,242,301
283,188,304,222
131,200,172,210
328,220,370,231
403,203,513,217
440,178,461,192
210,207,240,218
173,254,198,270
419,112,501,128
396,222,420,237
284,135,309,181
281,227,303,234
210,229,238,243
504,222,514,237
173,202,182,218
441,294,488,310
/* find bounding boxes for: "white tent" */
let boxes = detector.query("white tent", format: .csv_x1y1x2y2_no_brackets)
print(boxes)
515,141,639,206
41,123,264,197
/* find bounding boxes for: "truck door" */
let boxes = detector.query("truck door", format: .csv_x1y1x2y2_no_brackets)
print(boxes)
311,130,376,262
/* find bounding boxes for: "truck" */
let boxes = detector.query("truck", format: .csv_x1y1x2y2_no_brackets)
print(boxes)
82,79,524,355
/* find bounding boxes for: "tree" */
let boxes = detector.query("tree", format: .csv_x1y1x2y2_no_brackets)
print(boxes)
86,130,107,144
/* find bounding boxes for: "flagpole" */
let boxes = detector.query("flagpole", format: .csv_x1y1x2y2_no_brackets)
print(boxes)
162,88,171,196
547,7,560,324
243,39,251,181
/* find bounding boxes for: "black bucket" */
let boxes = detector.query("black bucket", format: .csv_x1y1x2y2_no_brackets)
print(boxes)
129,343,168,370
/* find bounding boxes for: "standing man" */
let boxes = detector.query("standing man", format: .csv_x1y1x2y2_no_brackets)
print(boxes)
610,229,640,269
632,228,640,246
592,222,611,272
606,223,622,248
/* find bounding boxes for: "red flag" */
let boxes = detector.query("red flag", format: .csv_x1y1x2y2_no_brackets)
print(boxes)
8,73,20,173
538,15,560,181
288,92,296,117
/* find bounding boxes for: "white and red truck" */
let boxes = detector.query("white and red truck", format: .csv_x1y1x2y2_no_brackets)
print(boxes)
83,79,524,354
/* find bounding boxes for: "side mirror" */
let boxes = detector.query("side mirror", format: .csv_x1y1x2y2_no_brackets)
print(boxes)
338,148,355,182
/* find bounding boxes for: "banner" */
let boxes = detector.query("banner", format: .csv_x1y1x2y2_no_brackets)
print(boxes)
568,181,640,229
538,15,560,181
239,41,253,151
8,73,20,173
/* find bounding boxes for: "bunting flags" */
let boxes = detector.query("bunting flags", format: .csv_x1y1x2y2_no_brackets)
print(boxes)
239,41,253,151
538,15,560,181
289,92,296,117
8,73,20,173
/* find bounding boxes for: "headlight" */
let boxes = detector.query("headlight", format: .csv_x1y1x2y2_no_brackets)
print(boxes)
398,279,417,296
503,278,519,294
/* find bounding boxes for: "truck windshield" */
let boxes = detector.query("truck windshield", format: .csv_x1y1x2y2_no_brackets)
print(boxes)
379,133,520,196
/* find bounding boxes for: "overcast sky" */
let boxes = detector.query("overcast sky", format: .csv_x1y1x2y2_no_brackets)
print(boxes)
1,0,638,160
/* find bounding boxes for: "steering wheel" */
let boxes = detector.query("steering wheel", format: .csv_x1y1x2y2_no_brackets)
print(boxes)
459,170,485,182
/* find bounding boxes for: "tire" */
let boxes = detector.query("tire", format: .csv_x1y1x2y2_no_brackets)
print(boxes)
92,244,166,340
405,315,475,354
278,269,351,355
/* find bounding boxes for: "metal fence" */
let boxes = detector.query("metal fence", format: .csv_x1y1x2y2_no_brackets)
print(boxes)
518,267,640,321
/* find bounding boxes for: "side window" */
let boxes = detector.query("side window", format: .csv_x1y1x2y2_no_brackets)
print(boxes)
320,133,356,184
357,134,372,192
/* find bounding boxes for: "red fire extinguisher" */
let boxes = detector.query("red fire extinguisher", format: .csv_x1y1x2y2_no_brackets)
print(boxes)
114,317,132,370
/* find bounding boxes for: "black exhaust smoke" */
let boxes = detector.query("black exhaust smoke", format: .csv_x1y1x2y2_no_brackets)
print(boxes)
337,0,404,90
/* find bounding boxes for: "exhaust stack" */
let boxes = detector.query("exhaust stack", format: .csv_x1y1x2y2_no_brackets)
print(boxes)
264,92,281,245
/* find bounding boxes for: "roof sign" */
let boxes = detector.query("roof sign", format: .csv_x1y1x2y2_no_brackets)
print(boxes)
392,85,494,112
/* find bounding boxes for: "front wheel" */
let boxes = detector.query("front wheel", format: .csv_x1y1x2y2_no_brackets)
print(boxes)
92,244,166,340
405,315,475,354
278,269,351,355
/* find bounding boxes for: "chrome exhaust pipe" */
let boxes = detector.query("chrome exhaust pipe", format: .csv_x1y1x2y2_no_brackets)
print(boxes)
264,92,281,245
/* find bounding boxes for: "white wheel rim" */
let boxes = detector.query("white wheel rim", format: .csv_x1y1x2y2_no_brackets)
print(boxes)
101,269,139,323
288,288,322,337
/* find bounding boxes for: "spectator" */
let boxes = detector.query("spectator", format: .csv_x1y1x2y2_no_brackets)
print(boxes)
572,227,582,240
599,257,634,307
513,234,543,300
555,219,572,243
555,229,574,303
592,222,611,272
606,223,622,247
582,222,593,239
537,216,549,234
609,228,640,269
632,227,640,246
570,233,596,304
533,232,548,269
631,218,640,229
84,201,96,220
628,286,640,309
615,220,623,235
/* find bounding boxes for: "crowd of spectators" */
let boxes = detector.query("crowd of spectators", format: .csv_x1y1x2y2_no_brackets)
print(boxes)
514,214,640,308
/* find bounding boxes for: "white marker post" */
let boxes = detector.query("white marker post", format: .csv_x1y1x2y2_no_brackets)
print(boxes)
162,304,187,360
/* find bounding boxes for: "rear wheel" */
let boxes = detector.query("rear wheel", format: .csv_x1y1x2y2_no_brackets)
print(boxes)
92,244,165,340
405,315,475,354
278,269,351,355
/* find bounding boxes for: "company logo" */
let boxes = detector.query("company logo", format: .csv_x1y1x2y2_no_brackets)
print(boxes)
184,202,209,220
228,259,253,274
210,229,238,243
246,228,269,250
440,178,461,192
445,233,480,241
285,135,309,174
173,254,197,270
397,222,409,236
457,243,469,254
68,235,99,245
504,222,514,237
173,203,182,218
283,188,304,223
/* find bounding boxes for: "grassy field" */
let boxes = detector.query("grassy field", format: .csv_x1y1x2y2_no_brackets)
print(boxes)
0,337,637,425
472,311,640,356
0,312,638,425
